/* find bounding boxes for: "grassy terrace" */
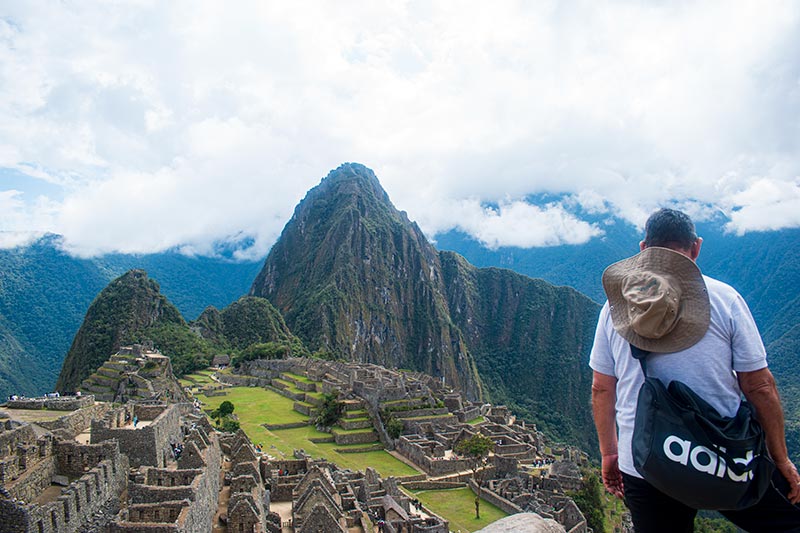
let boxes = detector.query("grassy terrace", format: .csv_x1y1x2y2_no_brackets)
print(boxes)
283,372,314,384
406,487,508,533
178,370,216,389
198,386,419,478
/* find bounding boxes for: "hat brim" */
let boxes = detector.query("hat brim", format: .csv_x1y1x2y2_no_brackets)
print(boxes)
602,247,710,353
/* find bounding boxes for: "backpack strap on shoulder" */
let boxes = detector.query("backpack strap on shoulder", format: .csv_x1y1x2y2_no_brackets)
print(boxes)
629,344,651,377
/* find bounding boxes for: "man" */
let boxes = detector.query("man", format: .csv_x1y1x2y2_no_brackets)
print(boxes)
590,208,800,532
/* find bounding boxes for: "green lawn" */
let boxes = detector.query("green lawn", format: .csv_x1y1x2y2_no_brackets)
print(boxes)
197,386,420,478
407,487,508,532
467,416,485,425
254,426,416,477
198,386,309,435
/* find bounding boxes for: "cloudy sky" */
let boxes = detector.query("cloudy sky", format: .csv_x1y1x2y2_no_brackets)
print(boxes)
1,1,799,258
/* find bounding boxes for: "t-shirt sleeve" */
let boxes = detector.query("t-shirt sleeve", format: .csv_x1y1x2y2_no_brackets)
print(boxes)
729,293,768,372
590,302,617,377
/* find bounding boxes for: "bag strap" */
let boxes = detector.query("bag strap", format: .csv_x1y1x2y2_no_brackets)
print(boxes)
629,343,650,376
630,343,765,476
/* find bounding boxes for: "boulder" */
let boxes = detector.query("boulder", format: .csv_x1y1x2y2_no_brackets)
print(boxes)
475,512,566,533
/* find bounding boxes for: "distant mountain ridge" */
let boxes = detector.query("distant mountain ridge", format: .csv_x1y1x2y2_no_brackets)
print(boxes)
0,240,261,397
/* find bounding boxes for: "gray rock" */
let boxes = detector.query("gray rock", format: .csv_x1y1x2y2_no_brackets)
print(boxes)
52,474,70,486
474,512,567,533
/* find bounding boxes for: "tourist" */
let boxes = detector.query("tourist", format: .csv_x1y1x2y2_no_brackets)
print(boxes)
590,208,800,531
133,415,138,428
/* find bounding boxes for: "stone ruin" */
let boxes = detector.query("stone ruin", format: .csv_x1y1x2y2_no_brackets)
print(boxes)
0,396,222,533
229,357,591,533
264,453,448,533
80,344,187,404
2,353,598,532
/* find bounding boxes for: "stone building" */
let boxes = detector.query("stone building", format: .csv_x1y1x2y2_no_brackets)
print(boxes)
0,397,223,533
0,417,128,533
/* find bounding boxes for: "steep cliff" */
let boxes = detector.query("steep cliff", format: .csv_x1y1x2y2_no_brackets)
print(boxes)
440,251,599,450
250,163,483,399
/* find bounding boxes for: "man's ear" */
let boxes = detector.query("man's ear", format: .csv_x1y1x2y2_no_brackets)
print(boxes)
690,237,703,261
639,240,647,252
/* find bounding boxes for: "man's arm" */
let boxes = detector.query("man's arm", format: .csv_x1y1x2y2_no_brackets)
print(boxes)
738,367,800,504
592,370,624,498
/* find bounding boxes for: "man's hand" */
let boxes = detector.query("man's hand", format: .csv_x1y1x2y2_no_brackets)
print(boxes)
602,453,625,499
738,368,800,503
775,459,800,504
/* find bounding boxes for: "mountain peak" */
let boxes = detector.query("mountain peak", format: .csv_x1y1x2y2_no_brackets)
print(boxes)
313,162,391,206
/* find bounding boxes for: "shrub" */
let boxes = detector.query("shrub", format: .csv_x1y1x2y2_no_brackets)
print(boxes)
386,417,404,439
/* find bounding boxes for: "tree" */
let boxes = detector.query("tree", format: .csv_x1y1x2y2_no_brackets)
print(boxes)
211,400,236,430
454,432,494,519
386,417,404,439
314,392,344,428
568,469,605,533
212,400,234,419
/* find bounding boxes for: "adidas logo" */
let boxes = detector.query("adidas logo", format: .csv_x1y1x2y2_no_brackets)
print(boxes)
662,435,755,482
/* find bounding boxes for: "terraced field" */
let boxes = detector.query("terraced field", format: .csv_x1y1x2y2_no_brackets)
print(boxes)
188,368,507,531
195,378,419,478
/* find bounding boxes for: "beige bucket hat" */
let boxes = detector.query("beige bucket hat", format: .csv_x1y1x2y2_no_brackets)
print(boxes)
602,247,710,353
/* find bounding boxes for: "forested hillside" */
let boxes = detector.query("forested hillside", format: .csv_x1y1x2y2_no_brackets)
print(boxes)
0,238,260,397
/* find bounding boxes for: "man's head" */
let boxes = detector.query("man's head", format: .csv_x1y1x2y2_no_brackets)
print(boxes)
640,208,702,261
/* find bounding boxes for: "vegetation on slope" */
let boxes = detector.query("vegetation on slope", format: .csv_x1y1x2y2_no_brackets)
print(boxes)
250,162,483,399
55,269,212,391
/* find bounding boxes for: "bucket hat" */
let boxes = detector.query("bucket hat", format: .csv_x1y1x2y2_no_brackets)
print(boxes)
602,247,710,353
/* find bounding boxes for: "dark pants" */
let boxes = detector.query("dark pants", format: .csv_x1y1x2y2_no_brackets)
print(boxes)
622,471,800,533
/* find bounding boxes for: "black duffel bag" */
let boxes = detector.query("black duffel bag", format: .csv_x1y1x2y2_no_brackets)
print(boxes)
631,346,775,510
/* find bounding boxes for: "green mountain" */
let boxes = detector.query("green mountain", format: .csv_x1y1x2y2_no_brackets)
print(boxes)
0,238,261,398
193,296,306,354
56,273,305,393
440,252,599,449
251,163,484,399
55,270,207,392
251,163,600,449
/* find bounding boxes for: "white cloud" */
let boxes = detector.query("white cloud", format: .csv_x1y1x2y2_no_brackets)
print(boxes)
417,197,602,248
0,1,799,255
725,178,800,234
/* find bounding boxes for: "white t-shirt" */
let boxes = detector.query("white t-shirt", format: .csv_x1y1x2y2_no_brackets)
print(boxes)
589,275,768,478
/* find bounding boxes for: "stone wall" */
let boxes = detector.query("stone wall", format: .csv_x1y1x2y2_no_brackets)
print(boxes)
91,404,183,468
395,436,473,476
400,481,465,490
55,440,119,478
126,431,220,532
468,479,523,516
333,430,378,445
6,395,95,411
6,443,129,533
37,403,111,438
133,404,167,421
456,406,482,422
